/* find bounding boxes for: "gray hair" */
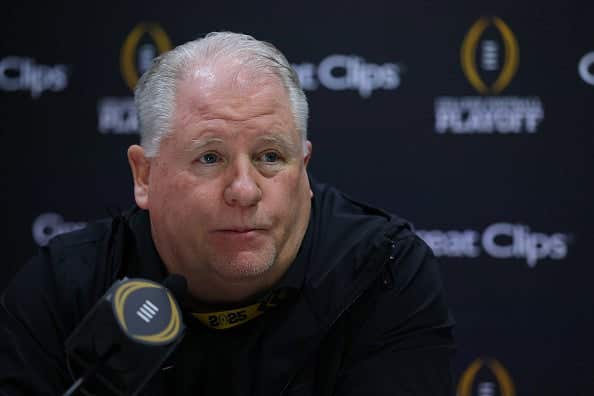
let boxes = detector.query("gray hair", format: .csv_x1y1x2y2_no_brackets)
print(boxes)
134,31,309,157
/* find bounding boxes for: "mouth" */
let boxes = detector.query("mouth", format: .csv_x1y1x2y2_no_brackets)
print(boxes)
210,228,267,244
213,227,267,234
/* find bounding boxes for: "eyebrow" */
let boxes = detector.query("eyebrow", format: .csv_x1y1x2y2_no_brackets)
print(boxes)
255,134,296,152
186,137,224,152
187,133,298,153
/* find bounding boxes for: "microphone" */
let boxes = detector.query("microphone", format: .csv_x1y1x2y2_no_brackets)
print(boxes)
63,275,187,396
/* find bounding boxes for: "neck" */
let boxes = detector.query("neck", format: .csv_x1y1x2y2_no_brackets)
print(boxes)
184,270,282,305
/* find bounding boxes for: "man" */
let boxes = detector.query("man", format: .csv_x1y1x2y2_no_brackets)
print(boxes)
0,32,455,395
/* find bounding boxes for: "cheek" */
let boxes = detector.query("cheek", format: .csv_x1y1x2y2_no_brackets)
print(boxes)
175,175,224,217
148,168,199,212
147,167,173,211
270,170,308,211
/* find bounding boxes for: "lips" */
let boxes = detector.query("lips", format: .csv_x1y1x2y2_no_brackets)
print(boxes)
210,228,267,244
215,227,266,233
211,226,270,239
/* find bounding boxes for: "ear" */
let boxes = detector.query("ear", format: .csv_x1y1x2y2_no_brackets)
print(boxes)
127,145,151,209
303,140,312,167
303,141,313,198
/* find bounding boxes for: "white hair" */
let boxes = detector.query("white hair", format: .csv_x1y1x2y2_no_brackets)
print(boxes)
134,31,309,157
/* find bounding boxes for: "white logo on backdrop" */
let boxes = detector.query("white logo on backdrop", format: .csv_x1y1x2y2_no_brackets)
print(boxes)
0,56,68,98
578,52,594,85
434,97,544,134
292,54,402,98
98,23,172,134
434,17,545,135
32,213,87,246
417,223,570,267
98,98,138,134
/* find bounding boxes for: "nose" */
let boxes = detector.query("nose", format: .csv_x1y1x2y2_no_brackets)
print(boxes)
223,158,262,207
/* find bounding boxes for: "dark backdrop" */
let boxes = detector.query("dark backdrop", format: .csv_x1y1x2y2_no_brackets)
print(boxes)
1,1,593,394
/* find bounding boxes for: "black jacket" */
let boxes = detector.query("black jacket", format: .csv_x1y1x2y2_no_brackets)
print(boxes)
0,180,455,395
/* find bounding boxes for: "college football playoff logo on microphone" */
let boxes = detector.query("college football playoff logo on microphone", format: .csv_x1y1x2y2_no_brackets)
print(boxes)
65,277,185,395
113,279,182,345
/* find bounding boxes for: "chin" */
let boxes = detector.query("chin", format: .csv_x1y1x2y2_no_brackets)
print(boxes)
211,250,276,282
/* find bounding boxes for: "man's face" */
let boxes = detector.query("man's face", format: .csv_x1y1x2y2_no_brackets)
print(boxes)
129,63,312,301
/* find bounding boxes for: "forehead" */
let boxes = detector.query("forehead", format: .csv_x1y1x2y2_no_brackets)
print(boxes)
165,59,302,154
174,62,293,124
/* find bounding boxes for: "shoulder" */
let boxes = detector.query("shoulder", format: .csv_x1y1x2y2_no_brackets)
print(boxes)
346,233,455,357
0,219,122,392
332,235,456,393
310,179,400,223
302,182,455,385
2,218,118,330
304,179,424,319
307,178,415,281
45,218,115,291
47,218,112,257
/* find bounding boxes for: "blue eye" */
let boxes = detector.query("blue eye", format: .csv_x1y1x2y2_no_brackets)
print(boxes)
260,151,279,163
199,153,219,164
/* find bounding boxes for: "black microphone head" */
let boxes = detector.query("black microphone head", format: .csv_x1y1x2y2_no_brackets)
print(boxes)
65,277,186,396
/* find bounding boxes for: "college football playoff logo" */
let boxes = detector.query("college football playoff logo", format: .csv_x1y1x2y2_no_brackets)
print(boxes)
461,17,519,94
457,357,516,396
120,23,172,91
